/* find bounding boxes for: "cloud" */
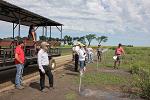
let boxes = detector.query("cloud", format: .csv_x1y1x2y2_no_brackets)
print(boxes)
0,0,150,46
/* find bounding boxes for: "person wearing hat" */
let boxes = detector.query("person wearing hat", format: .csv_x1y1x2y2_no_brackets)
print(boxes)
37,41,54,92
78,44,86,76
73,42,80,72
113,43,125,69
15,40,25,89
97,44,103,62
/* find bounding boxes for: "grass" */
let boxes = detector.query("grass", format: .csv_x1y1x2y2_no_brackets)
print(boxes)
63,46,150,99
65,91,77,100
60,48,72,56
81,72,127,86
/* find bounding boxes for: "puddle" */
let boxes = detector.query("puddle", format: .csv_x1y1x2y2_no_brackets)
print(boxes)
79,88,138,100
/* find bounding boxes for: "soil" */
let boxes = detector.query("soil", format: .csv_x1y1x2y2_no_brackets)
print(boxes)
0,62,142,100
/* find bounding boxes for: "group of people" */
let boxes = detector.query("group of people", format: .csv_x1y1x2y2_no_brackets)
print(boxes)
14,24,125,92
14,25,53,92
72,42,95,75
15,40,53,92
72,42,125,75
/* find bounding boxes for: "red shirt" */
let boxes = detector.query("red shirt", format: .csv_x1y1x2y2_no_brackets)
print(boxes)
15,46,25,64
115,47,124,55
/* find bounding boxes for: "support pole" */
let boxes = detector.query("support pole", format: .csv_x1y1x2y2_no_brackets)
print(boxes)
41,26,44,36
18,19,21,37
61,25,62,40
13,23,15,39
45,26,47,37
50,26,51,40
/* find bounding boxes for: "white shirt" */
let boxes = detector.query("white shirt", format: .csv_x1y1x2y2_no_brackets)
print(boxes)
78,48,86,61
38,49,49,72
87,47,93,54
74,46,80,54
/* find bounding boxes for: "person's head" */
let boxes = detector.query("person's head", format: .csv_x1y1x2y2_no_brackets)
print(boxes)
98,44,101,47
29,25,34,29
83,44,86,48
41,41,49,51
18,40,24,47
118,43,122,47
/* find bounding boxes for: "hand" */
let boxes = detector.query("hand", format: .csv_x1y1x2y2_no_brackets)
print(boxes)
41,69,45,74
20,61,23,64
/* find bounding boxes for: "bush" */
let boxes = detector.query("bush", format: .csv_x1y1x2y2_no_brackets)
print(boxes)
137,70,150,100
130,64,140,74
39,36,47,41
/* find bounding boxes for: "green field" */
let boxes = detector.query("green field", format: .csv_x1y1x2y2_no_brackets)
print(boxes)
75,46,150,99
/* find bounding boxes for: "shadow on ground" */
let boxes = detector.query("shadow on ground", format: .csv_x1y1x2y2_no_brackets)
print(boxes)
29,82,40,91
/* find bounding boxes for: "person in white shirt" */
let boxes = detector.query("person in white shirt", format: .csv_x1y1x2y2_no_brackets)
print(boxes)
87,47,94,63
38,42,53,92
78,45,86,76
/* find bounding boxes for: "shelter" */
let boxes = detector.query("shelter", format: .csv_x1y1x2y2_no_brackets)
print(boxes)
0,0,63,39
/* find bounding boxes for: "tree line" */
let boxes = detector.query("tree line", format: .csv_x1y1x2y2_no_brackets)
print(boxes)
0,34,108,46
63,34,108,46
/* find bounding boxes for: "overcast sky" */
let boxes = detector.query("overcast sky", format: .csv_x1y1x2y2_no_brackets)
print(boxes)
0,0,150,46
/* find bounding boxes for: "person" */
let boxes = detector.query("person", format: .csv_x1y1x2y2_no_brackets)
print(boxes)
15,40,25,89
113,43,125,69
72,45,75,61
74,42,80,72
87,46,94,63
83,45,87,67
28,25,36,42
78,44,86,76
97,44,103,62
37,42,54,92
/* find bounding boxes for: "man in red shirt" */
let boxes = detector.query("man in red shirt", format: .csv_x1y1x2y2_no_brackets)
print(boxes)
15,40,25,89
113,43,125,69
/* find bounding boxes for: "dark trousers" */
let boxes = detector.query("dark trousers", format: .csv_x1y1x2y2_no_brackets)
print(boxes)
39,66,53,90
75,54,79,71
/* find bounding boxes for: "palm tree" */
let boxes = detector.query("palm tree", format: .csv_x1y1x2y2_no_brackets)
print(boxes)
96,36,108,45
78,36,86,44
85,34,96,46
64,35,73,45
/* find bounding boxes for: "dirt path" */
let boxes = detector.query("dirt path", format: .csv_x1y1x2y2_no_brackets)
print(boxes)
0,60,143,100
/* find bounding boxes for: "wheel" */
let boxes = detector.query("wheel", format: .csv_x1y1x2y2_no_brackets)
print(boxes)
49,59,56,70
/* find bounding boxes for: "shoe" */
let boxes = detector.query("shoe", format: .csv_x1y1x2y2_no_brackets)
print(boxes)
16,86,24,90
41,88,48,92
83,67,86,72
80,71,83,76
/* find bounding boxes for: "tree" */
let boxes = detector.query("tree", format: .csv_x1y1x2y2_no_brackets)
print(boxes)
85,34,96,46
78,36,86,44
96,36,108,45
39,36,47,41
63,35,73,45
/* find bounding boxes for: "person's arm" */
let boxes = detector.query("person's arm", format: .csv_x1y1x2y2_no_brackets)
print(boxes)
122,48,125,55
15,53,23,64
38,51,45,73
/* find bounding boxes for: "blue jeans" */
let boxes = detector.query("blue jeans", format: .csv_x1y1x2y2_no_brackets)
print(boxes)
15,64,24,87
79,61,85,69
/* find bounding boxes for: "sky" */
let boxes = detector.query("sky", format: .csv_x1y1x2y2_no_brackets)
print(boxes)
0,0,150,46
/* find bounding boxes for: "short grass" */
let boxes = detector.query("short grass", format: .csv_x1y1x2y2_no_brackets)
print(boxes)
81,72,127,86
60,48,72,56
75,46,150,98
65,91,77,100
